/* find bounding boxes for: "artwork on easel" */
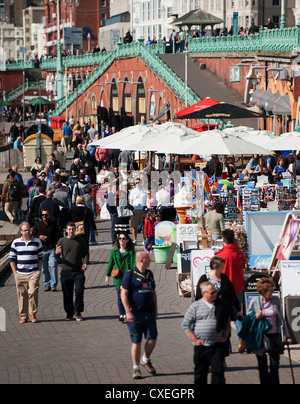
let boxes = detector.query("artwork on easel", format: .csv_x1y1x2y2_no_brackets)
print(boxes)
268,214,300,275
276,219,300,261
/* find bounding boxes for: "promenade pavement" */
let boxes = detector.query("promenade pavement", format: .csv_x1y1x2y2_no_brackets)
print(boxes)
0,160,299,386
0,218,300,386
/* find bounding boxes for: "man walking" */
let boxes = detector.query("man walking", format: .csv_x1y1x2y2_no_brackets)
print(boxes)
182,282,231,384
121,251,158,379
129,178,147,244
62,121,72,152
9,222,43,323
1,170,22,223
32,208,61,292
55,222,89,321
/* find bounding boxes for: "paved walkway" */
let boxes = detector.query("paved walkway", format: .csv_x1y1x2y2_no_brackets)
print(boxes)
0,219,300,385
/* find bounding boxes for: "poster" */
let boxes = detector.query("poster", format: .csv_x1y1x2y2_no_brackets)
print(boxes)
276,219,300,260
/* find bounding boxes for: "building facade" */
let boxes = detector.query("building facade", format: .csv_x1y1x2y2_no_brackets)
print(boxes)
44,0,110,54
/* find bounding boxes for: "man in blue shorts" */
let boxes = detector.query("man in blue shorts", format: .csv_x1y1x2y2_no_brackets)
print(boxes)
121,251,158,379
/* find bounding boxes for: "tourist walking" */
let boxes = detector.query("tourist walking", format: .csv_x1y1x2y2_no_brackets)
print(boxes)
9,222,43,323
215,228,246,346
121,251,158,379
32,208,61,292
129,178,147,244
244,278,292,384
55,222,89,321
105,232,136,322
182,281,231,384
1,170,22,223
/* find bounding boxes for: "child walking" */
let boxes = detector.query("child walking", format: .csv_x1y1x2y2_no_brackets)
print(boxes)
144,210,155,253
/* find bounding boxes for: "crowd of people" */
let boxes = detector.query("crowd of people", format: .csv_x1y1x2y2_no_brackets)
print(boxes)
2,116,295,384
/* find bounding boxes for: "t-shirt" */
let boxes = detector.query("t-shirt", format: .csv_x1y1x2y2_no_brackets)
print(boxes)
121,267,156,313
63,125,71,137
129,187,147,210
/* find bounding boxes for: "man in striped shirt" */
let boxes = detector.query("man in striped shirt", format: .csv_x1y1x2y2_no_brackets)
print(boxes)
10,222,43,323
182,282,231,385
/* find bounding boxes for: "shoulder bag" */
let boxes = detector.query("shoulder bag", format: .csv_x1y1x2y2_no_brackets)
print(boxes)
75,208,87,236
111,257,126,279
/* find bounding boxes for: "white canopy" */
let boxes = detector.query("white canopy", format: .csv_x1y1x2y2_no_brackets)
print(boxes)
155,129,272,155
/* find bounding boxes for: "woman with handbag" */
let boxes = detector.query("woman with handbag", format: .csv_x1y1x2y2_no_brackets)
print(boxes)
247,278,292,384
105,233,136,323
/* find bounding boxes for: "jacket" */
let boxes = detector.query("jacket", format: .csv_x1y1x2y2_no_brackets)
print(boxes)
238,312,272,353
106,247,136,286
144,218,155,238
1,178,22,203
215,243,246,293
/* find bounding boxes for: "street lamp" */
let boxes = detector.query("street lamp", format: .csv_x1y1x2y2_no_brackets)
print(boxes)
49,0,64,103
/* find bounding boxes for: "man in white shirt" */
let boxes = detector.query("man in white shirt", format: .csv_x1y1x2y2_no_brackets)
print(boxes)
156,185,171,208
129,178,147,244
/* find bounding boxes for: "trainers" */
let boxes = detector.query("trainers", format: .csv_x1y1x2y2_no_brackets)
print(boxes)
29,315,38,323
75,313,83,322
19,317,28,324
140,358,156,375
132,367,142,379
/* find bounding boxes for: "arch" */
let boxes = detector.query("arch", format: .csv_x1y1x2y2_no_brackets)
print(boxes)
83,100,89,123
110,78,121,131
136,76,146,124
121,77,133,128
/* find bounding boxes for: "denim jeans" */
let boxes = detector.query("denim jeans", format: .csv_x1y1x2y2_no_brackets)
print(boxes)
42,249,58,288
115,285,125,316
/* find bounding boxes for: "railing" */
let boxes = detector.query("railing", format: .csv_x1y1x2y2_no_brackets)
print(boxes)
54,40,200,116
188,25,300,54
7,80,46,102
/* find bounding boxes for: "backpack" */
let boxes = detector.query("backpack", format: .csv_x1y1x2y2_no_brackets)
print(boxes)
7,180,19,199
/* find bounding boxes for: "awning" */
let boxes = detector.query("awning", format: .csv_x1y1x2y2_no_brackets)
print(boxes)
264,91,281,112
249,88,264,105
256,89,273,107
272,94,291,115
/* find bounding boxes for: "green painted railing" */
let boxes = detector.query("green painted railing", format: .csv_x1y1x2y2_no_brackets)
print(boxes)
53,40,200,116
7,80,46,102
188,25,300,54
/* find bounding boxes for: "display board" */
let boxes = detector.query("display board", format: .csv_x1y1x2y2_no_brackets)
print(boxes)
191,249,215,295
245,211,300,267
281,261,300,299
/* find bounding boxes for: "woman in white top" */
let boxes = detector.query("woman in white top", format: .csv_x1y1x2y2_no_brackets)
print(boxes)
30,157,44,174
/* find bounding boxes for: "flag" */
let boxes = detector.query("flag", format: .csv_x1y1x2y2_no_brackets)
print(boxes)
203,174,214,201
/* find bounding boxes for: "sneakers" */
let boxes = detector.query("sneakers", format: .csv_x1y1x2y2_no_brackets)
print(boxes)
132,368,142,379
140,358,156,375
75,313,83,322
29,315,38,323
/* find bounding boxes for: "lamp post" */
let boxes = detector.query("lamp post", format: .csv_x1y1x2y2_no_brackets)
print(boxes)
50,0,64,103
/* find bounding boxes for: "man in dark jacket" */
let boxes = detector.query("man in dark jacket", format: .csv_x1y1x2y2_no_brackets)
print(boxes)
32,208,61,291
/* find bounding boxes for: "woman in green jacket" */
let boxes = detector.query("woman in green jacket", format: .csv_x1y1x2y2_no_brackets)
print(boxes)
105,232,136,322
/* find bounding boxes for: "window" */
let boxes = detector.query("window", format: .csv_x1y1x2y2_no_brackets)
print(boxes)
101,0,106,5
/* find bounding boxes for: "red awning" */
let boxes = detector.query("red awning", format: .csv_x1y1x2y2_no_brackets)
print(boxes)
176,97,220,118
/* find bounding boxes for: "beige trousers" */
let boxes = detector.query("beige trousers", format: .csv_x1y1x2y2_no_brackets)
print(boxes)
4,201,18,223
14,271,41,319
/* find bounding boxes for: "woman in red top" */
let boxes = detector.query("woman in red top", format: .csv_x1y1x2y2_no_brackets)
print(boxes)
144,210,156,253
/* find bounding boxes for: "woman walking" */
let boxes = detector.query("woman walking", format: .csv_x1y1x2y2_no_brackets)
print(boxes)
246,278,292,384
105,232,135,322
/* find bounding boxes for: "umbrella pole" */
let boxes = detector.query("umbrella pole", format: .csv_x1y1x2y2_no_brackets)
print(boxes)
294,150,297,181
